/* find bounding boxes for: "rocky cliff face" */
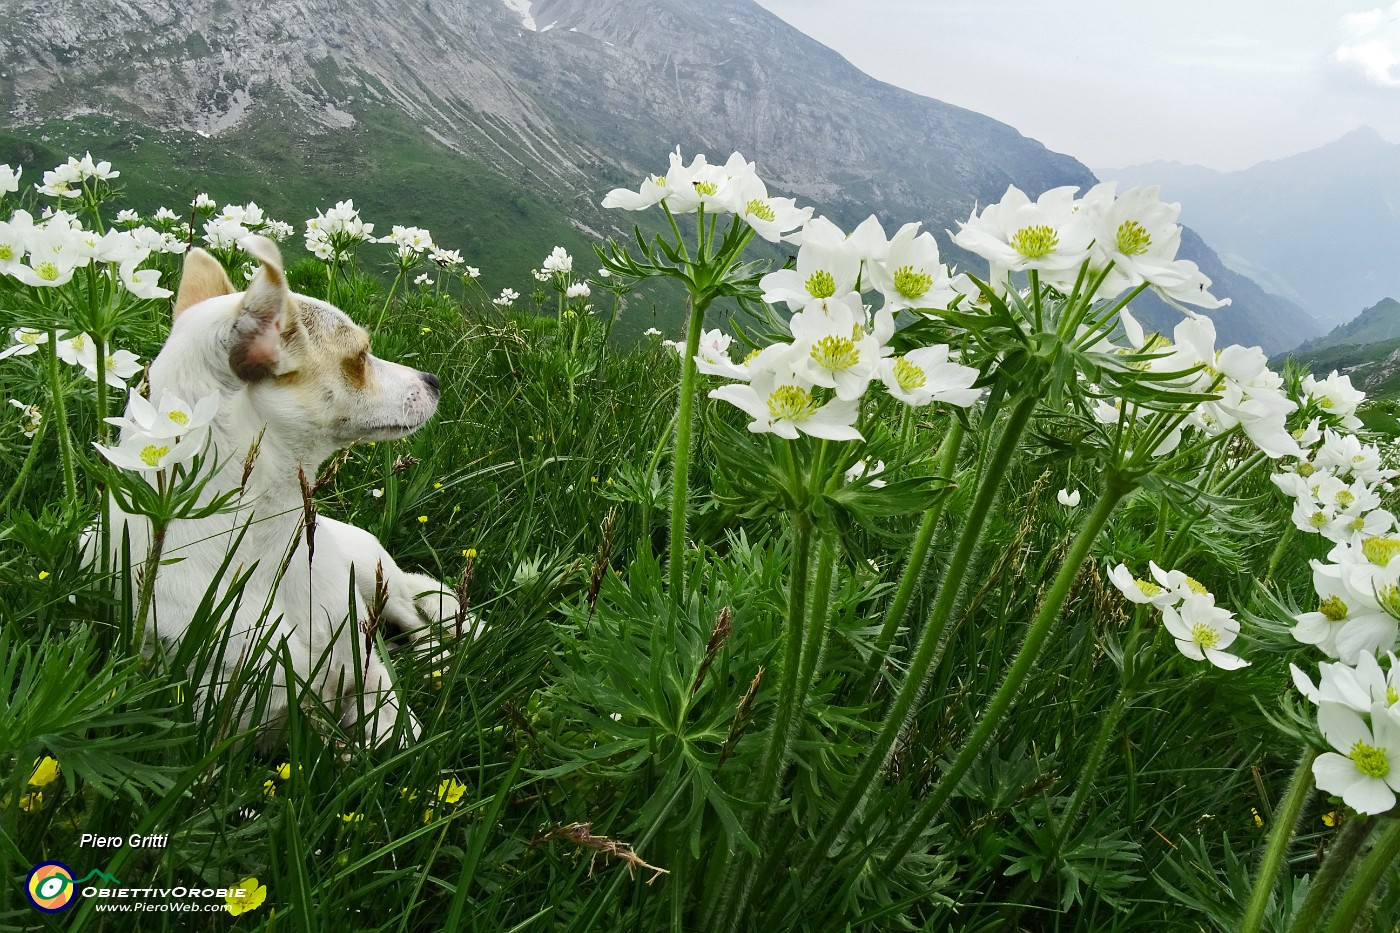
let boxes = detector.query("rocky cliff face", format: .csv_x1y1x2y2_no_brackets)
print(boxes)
0,0,1321,350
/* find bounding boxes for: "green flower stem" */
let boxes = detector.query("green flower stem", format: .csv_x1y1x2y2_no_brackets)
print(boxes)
130,513,169,655
94,332,113,597
667,293,711,594
858,419,966,698
374,267,407,330
1321,816,1400,933
799,394,1038,881
752,510,815,808
880,475,1131,871
795,537,838,708
46,331,79,501
1240,746,1318,933
713,510,819,932
1286,814,1374,933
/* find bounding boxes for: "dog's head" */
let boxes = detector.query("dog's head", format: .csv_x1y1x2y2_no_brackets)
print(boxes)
156,236,439,458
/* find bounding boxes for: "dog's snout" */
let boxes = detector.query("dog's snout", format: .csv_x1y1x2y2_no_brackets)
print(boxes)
422,372,440,397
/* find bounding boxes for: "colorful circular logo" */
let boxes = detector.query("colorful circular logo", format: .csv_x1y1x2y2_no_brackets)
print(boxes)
26,861,77,913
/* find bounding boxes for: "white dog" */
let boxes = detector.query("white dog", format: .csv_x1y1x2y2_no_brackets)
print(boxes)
103,235,461,745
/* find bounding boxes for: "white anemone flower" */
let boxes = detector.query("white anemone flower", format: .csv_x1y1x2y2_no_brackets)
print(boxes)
0,164,20,195
950,185,1093,290
1161,594,1249,669
1057,488,1081,508
1303,371,1366,432
709,344,862,441
868,222,957,313
789,293,884,401
0,209,35,273
542,246,573,275
94,428,206,474
79,347,142,389
691,329,752,381
1291,651,1400,713
106,390,219,441
9,399,41,437
1080,183,1188,296
0,328,48,360
878,345,980,408
1106,563,1180,608
759,217,861,310
119,259,172,300
1312,703,1400,814
727,173,811,244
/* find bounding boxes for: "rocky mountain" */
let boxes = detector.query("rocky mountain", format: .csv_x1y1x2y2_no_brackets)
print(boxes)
0,0,1321,350
1113,127,1400,329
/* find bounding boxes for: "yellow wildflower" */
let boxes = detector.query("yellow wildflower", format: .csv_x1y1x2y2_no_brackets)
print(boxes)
417,515,428,524
18,792,43,813
262,780,276,798
29,756,59,788
437,778,467,805
226,877,266,916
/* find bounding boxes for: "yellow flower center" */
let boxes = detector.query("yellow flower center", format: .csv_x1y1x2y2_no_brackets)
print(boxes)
35,261,59,281
805,269,836,299
745,199,775,223
1010,225,1059,259
168,410,189,426
1190,622,1221,649
1116,220,1152,256
140,444,171,467
0,245,11,260
744,348,762,366
1184,575,1208,596
1297,462,1316,478
1349,741,1390,779
893,265,932,299
1387,687,1398,706
892,356,926,392
693,181,718,196
1362,536,1400,566
767,385,818,422
1135,579,1164,598
811,335,859,372
1337,490,1356,507
20,331,40,344
1319,596,1349,622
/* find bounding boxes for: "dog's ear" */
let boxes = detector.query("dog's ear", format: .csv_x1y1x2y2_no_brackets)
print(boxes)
173,248,235,319
229,235,294,381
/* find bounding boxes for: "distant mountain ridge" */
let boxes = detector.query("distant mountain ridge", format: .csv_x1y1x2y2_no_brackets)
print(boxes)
1294,297,1400,354
1113,127,1400,329
0,0,1320,350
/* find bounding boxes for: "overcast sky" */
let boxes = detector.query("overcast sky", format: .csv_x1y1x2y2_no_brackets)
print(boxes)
750,0,1400,172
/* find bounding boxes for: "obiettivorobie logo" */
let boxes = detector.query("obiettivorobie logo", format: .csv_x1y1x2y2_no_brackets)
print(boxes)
24,862,122,913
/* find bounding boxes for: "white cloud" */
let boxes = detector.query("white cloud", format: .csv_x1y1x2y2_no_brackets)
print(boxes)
1333,2,1400,88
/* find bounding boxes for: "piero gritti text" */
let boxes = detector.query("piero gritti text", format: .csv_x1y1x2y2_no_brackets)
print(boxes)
80,833,169,849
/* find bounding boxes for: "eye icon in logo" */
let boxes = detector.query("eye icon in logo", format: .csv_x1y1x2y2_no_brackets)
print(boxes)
26,861,77,913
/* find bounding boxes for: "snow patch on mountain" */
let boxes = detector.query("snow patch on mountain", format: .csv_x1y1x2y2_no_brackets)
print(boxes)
500,0,538,31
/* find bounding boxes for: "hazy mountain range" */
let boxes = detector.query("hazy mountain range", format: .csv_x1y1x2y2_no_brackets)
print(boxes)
0,0,1324,350
1112,126,1400,329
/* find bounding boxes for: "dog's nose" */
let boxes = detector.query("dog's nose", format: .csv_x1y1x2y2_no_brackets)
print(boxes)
422,372,440,397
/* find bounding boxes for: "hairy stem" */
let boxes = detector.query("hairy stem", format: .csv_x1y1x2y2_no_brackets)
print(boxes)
1240,746,1318,933
667,294,710,594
